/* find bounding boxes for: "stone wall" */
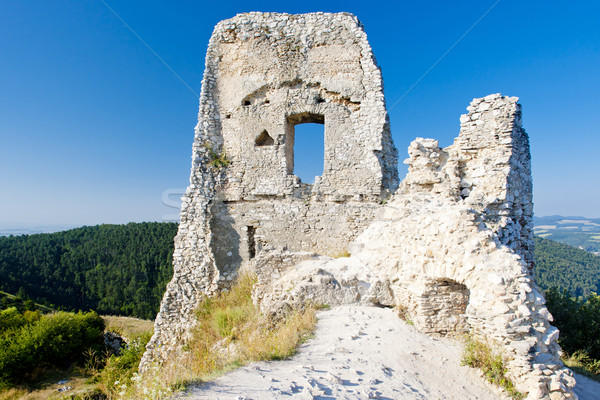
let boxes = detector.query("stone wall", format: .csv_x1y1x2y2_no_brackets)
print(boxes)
256,95,576,399
140,11,576,400
141,11,398,369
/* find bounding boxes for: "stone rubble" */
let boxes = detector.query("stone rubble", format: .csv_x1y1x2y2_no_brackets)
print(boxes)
141,11,577,400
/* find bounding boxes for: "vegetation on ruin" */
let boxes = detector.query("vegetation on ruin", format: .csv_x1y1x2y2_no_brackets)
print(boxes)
461,334,524,399
101,273,317,400
204,144,231,169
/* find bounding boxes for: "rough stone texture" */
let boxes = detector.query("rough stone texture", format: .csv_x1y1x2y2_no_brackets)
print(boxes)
141,11,397,370
141,12,576,400
257,94,576,399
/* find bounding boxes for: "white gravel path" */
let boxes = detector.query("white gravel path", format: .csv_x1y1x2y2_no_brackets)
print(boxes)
177,305,599,399
179,306,504,399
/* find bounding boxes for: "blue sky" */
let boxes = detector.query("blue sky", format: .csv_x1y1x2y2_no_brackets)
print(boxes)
1,0,599,230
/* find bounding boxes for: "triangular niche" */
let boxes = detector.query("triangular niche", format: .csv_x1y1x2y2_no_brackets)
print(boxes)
255,130,275,146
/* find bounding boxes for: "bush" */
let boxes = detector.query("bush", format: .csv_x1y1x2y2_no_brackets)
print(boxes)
546,288,600,378
461,334,524,399
97,331,152,398
0,310,105,388
0,307,41,334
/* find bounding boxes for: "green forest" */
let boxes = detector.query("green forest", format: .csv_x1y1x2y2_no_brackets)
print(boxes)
0,222,178,320
1,223,599,320
534,236,600,297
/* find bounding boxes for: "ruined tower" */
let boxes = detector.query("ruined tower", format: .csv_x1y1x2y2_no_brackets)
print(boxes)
142,12,577,400
142,11,398,367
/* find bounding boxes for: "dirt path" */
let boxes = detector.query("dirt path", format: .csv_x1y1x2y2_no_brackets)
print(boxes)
177,305,599,399
179,306,504,399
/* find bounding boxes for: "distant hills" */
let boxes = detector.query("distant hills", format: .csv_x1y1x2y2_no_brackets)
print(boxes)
0,224,77,237
533,216,600,253
0,219,598,319
0,222,177,319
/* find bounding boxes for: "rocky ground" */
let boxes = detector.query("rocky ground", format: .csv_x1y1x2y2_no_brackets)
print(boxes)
177,306,598,400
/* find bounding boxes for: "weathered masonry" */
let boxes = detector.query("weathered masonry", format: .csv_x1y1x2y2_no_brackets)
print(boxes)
142,10,397,370
142,12,577,400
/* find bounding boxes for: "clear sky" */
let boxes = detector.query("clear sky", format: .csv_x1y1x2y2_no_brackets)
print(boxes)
1,0,599,230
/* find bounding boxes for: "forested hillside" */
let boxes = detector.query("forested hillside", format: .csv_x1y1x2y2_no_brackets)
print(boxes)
0,222,178,319
534,236,600,297
1,221,598,320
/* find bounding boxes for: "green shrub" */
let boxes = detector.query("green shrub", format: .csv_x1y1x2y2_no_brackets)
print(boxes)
546,289,600,360
0,307,41,334
462,334,524,399
0,310,105,389
98,331,152,398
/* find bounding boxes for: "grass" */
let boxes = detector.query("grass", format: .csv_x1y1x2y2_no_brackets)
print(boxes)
101,316,154,340
0,367,101,400
562,351,600,382
461,334,524,399
105,272,317,400
188,272,317,376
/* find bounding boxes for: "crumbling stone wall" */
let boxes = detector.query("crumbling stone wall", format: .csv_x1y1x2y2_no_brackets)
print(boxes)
141,11,576,400
141,11,398,369
256,95,576,399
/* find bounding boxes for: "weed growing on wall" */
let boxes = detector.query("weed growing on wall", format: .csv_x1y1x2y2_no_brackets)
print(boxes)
461,334,524,399
108,273,317,400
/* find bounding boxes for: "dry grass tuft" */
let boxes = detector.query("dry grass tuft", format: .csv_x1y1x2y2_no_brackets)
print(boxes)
188,272,316,378
563,350,600,382
101,316,154,340
108,272,317,400
461,334,524,399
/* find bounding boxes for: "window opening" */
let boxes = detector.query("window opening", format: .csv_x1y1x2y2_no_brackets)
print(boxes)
246,226,256,259
285,114,324,184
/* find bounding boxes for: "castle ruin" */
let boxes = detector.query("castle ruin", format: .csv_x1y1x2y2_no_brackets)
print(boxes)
141,12,577,399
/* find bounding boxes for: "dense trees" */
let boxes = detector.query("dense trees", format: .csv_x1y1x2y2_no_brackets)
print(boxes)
545,289,600,360
0,223,178,319
534,236,600,298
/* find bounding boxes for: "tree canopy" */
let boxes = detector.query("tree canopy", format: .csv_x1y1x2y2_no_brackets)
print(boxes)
0,222,178,319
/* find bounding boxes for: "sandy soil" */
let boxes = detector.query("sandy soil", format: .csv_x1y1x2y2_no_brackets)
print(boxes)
178,306,599,400
179,306,501,399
